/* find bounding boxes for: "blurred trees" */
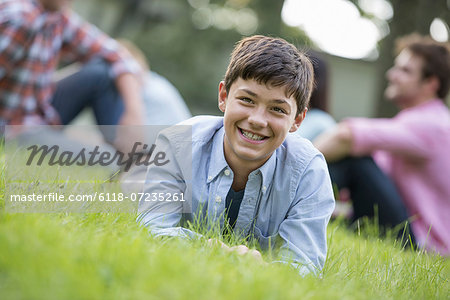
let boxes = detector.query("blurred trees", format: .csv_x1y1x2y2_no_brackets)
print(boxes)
77,0,311,115
77,0,449,116
251,0,283,35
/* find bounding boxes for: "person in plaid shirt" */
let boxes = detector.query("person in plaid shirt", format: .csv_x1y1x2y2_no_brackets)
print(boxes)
0,0,144,129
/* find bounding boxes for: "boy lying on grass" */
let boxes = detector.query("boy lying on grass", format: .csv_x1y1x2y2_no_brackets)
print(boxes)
136,35,335,276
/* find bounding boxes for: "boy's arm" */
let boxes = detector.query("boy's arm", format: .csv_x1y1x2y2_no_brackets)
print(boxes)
274,154,335,276
136,129,200,239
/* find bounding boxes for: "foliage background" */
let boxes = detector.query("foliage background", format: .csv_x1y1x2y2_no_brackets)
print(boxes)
72,0,450,118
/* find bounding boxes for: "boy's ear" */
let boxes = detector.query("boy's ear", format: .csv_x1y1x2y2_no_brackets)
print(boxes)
218,81,227,112
289,108,307,133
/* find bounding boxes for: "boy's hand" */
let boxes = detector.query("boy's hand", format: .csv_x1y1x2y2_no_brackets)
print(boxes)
207,239,265,264
229,245,265,263
207,238,230,250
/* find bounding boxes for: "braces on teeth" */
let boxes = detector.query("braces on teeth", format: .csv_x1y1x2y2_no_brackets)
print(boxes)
242,130,264,141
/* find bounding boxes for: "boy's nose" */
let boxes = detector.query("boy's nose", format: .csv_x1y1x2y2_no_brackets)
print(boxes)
247,108,268,128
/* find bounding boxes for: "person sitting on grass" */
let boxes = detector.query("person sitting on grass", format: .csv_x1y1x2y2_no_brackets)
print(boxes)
295,51,336,142
314,34,450,255
137,35,335,276
0,0,144,141
116,39,192,126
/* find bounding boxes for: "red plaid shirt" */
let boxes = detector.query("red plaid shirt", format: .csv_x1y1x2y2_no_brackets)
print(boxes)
0,0,139,125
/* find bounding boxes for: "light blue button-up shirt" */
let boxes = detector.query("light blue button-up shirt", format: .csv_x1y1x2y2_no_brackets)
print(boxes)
137,116,335,275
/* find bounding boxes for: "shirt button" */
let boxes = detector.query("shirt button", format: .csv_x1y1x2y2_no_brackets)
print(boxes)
224,169,231,176
262,186,267,192
248,197,253,202
208,176,213,181
215,196,222,203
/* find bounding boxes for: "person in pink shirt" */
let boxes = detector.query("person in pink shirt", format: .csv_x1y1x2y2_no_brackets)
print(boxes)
314,34,450,255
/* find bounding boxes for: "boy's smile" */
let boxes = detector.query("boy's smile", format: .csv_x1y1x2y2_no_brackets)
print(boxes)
218,78,306,171
238,127,267,143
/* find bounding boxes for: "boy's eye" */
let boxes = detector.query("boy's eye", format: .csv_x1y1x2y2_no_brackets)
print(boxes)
272,107,287,114
239,97,253,104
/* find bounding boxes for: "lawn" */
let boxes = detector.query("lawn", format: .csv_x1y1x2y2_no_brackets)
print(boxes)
0,150,449,300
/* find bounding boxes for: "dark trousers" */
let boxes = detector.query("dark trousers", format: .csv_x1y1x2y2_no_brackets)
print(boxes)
51,59,125,143
329,157,416,245
0,60,123,140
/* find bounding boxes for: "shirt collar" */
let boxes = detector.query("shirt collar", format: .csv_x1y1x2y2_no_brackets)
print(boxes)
207,126,229,183
206,124,277,192
256,149,276,193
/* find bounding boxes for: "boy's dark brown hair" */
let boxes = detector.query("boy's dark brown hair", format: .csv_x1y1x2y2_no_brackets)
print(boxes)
395,33,450,99
224,35,314,116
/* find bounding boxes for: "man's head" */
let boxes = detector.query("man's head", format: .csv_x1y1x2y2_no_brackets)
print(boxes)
223,35,314,116
39,0,71,12
218,35,314,170
385,33,450,108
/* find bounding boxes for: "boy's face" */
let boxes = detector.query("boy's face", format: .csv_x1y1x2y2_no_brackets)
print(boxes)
218,78,306,169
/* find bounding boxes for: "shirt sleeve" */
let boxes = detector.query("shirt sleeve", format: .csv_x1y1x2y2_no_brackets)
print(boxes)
60,10,140,78
274,154,335,276
136,130,200,240
0,16,34,80
346,117,430,160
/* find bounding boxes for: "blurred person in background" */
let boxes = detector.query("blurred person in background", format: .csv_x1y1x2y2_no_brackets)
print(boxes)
117,39,191,189
295,51,351,219
117,39,191,126
0,0,144,142
296,51,336,141
314,34,450,255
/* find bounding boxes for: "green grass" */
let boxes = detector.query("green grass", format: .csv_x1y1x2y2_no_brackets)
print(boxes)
1,151,449,299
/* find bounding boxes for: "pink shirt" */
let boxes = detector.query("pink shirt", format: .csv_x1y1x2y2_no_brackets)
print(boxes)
347,99,450,255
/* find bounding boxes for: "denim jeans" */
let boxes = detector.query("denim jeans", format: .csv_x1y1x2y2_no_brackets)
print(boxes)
51,59,124,143
329,156,416,245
